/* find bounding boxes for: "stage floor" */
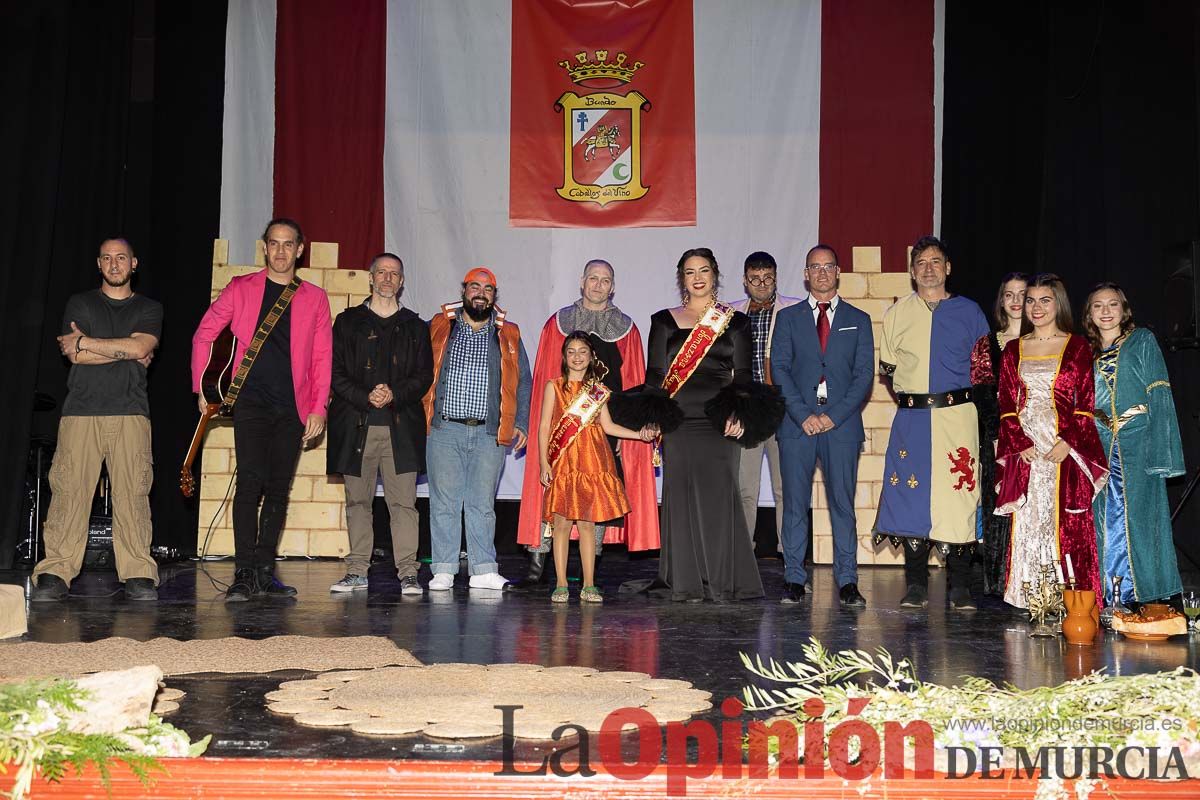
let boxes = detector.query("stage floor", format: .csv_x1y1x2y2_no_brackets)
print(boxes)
3,553,1198,763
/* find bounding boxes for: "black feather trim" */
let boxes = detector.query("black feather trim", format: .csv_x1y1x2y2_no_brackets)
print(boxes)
703,382,786,448
607,385,684,434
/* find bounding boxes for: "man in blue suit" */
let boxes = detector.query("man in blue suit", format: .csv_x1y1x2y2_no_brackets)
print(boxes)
771,245,875,606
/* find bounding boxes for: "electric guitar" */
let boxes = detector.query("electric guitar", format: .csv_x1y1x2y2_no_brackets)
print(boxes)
180,327,236,497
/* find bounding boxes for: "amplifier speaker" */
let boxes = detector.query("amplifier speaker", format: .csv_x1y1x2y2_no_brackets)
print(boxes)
83,515,115,570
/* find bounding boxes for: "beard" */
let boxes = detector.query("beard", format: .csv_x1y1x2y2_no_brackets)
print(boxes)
462,294,494,321
102,271,131,288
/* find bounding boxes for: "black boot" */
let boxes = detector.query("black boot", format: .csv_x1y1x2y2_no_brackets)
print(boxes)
225,569,256,602
505,550,548,593
30,574,69,602
947,546,977,610
254,566,297,597
900,540,930,608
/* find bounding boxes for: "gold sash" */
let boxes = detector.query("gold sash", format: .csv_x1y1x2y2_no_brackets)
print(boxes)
541,382,610,541
1094,404,1146,433
651,302,735,465
662,302,735,397
546,382,610,469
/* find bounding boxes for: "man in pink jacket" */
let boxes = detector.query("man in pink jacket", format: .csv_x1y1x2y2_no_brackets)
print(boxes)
191,218,333,601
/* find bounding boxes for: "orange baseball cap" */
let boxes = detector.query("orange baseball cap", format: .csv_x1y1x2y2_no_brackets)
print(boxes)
462,267,497,288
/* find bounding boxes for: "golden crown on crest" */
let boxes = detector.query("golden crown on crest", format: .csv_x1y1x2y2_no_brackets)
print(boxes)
558,50,645,85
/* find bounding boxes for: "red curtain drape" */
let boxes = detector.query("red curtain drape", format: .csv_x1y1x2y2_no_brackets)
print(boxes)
274,0,385,269
820,0,935,272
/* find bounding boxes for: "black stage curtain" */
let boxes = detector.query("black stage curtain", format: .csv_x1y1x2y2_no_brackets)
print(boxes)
941,0,1200,565
0,1,227,567
144,2,228,558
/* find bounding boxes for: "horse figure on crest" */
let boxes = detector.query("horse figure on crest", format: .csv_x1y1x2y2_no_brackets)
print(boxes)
583,124,621,161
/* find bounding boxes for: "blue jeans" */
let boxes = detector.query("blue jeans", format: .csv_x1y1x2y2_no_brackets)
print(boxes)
426,422,507,576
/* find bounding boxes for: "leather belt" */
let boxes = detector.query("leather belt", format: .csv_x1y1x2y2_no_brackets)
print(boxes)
443,415,486,426
896,388,973,409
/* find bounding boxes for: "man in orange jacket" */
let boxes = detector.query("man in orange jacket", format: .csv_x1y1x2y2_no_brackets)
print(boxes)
423,268,531,591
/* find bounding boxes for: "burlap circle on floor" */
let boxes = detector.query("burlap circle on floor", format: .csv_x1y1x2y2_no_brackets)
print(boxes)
295,709,371,727
350,717,428,736
269,663,711,740
0,636,420,678
268,699,332,715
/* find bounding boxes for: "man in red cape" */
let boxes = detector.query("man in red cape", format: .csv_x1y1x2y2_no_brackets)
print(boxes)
508,260,659,592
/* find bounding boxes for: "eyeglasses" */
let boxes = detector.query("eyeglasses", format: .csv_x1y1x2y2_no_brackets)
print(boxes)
806,264,838,274
746,276,776,287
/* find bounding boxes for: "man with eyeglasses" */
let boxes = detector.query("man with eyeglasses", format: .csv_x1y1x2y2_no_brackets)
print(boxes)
422,268,532,592
728,252,803,551
771,245,874,607
874,235,989,611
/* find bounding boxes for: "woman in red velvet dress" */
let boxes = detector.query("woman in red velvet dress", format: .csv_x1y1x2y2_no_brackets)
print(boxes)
994,274,1107,609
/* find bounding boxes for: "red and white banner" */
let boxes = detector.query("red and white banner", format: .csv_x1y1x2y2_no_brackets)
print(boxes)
509,0,696,228
218,0,942,499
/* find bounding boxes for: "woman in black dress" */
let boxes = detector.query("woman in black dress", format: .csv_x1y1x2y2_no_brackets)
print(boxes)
644,248,765,602
969,271,1027,596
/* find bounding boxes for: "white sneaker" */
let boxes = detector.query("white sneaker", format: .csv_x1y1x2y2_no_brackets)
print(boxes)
468,572,509,590
429,573,454,591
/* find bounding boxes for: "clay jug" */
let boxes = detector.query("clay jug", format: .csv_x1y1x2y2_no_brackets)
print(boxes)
1062,589,1098,645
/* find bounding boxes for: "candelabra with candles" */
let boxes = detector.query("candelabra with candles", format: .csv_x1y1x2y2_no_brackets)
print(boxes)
1023,562,1066,638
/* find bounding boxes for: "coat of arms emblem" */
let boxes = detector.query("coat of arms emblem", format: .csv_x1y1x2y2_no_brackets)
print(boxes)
554,50,650,206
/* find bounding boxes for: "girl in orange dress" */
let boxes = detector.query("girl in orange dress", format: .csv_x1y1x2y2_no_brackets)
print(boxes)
538,331,655,603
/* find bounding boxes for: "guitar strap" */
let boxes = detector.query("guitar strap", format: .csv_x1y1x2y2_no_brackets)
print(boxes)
218,275,302,415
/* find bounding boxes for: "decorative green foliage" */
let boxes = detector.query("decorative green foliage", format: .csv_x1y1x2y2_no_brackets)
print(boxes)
0,678,210,800
741,637,1200,758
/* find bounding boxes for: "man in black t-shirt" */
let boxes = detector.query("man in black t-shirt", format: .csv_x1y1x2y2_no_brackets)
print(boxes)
30,237,162,602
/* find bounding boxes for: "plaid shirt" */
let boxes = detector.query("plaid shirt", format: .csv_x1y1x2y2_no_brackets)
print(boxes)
747,302,773,383
441,316,491,420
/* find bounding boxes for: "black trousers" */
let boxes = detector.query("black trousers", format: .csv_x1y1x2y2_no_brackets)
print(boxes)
903,538,974,590
232,400,303,570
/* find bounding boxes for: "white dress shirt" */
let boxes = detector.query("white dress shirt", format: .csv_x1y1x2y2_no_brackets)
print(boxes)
809,295,839,401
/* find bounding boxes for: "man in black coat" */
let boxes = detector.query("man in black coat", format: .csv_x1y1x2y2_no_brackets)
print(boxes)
327,253,433,594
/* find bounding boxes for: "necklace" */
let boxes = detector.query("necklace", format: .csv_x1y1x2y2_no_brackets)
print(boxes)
1030,332,1063,341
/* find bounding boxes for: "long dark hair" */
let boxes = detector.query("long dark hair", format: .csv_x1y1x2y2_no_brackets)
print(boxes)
1020,272,1074,336
560,331,608,387
1082,282,1135,354
992,271,1030,332
675,248,721,303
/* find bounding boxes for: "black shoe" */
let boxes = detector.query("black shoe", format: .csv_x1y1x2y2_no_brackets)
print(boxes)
30,574,68,602
781,582,807,604
225,569,256,603
505,550,549,593
949,586,977,610
254,567,297,597
839,583,867,607
124,577,158,601
899,584,929,608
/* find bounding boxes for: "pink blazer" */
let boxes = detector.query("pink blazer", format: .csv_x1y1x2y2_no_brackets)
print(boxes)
191,270,333,422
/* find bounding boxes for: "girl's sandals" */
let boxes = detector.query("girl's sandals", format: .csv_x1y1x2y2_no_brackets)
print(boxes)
551,586,570,604
580,585,604,604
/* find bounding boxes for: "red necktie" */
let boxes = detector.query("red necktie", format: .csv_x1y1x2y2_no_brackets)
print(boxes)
817,302,830,352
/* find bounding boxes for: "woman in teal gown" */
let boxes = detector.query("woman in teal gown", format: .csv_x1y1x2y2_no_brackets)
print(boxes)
1085,283,1185,605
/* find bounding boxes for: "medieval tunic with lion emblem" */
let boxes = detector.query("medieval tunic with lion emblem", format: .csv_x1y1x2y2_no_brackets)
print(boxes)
876,293,989,544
